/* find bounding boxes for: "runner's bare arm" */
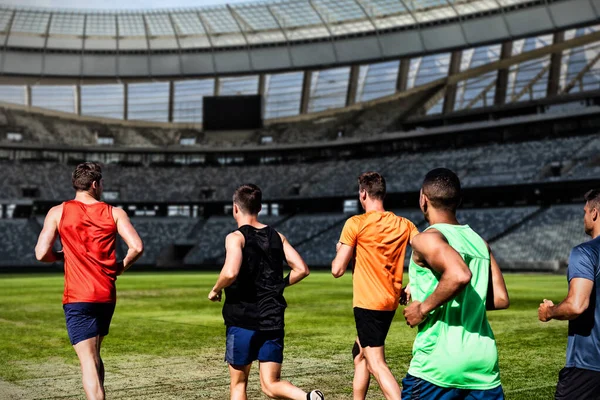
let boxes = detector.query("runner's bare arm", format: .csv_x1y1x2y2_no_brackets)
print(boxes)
114,207,144,274
35,205,63,263
403,230,472,327
486,246,509,310
539,278,594,321
332,243,353,278
279,232,309,286
209,232,244,301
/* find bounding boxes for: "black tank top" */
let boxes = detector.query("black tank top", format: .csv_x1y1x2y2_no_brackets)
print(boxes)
222,225,287,330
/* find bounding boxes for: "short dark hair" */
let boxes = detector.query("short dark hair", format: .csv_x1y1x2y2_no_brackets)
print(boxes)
358,172,386,201
422,168,462,212
72,162,102,191
233,184,262,215
584,189,600,210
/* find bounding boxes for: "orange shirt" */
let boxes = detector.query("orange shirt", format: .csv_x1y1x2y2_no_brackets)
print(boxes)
58,200,118,304
339,211,419,311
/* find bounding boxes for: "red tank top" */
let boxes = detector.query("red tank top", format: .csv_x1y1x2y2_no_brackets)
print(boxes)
59,200,118,304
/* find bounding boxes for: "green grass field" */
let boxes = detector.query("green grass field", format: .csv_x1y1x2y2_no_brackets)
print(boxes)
0,272,569,400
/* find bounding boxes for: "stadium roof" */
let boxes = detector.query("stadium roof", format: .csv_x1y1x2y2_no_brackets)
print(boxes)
0,0,569,50
0,0,597,77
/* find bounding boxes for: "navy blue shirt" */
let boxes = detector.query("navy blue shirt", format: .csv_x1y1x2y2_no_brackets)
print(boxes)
565,236,600,372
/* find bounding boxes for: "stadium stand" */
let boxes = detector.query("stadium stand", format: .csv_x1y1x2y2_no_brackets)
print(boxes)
0,219,40,266
0,131,597,202
491,204,588,269
184,215,285,265
129,217,199,265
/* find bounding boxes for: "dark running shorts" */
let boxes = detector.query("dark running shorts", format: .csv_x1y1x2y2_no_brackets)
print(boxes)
225,326,284,366
402,374,505,400
555,367,600,400
63,302,116,345
354,307,396,348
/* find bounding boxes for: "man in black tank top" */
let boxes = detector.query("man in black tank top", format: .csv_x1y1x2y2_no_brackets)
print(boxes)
208,184,325,400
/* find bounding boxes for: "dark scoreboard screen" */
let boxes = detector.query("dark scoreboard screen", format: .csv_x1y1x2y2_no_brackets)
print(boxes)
203,95,263,130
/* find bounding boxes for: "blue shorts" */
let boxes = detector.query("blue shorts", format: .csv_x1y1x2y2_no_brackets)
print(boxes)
402,374,504,400
63,302,116,345
225,326,284,366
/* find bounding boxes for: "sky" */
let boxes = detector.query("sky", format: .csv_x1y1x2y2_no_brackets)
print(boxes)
1,0,254,10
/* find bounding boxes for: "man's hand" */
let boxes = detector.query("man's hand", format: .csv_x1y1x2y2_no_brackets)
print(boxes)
400,285,411,306
404,300,427,327
208,289,222,302
538,299,554,322
116,261,125,276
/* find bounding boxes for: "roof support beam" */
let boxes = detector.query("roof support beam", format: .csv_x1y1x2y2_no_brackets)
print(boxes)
511,62,551,102
354,0,384,57
167,13,184,76
226,5,254,71
396,57,410,92
448,30,600,86
168,80,175,123
114,14,119,78
141,15,152,77
308,0,339,62
75,84,81,116
547,31,564,97
300,70,312,114
562,51,600,94
0,10,16,75
266,5,294,67
123,82,128,120
196,12,218,75
494,40,512,106
397,0,426,51
40,12,53,79
465,78,497,109
443,50,462,114
346,64,360,106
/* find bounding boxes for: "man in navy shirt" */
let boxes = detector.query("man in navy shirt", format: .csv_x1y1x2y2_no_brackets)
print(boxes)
539,189,600,400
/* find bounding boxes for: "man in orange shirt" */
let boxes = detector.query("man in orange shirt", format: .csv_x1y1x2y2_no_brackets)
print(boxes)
35,162,144,400
332,171,418,400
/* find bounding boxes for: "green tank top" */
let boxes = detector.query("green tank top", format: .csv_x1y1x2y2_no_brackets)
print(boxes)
407,223,501,390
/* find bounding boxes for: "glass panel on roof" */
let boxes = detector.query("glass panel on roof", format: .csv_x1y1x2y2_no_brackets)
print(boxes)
86,14,116,36
308,67,350,113
0,9,13,33
128,82,169,122
146,14,175,36
455,44,500,111
12,11,50,34
453,0,499,16
232,4,279,31
81,84,124,120
269,1,322,28
0,85,26,105
219,76,259,96
312,0,365,23
264,71,303,119
357,60,399,102
366,0,406,15
32,85,75,114
173,79,215,123
49,13,85,35
171,12,205,35
200,8,240,34
117,14,146,36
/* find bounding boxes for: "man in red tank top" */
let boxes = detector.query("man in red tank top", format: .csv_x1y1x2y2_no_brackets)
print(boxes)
35,162,144,400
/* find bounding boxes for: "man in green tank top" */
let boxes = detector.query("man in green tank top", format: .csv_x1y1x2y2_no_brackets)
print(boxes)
401,168,510,400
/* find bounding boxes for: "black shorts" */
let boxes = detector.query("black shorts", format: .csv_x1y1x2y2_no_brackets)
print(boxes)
354,307,396,348
63,302,116,345
555,367,600,400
